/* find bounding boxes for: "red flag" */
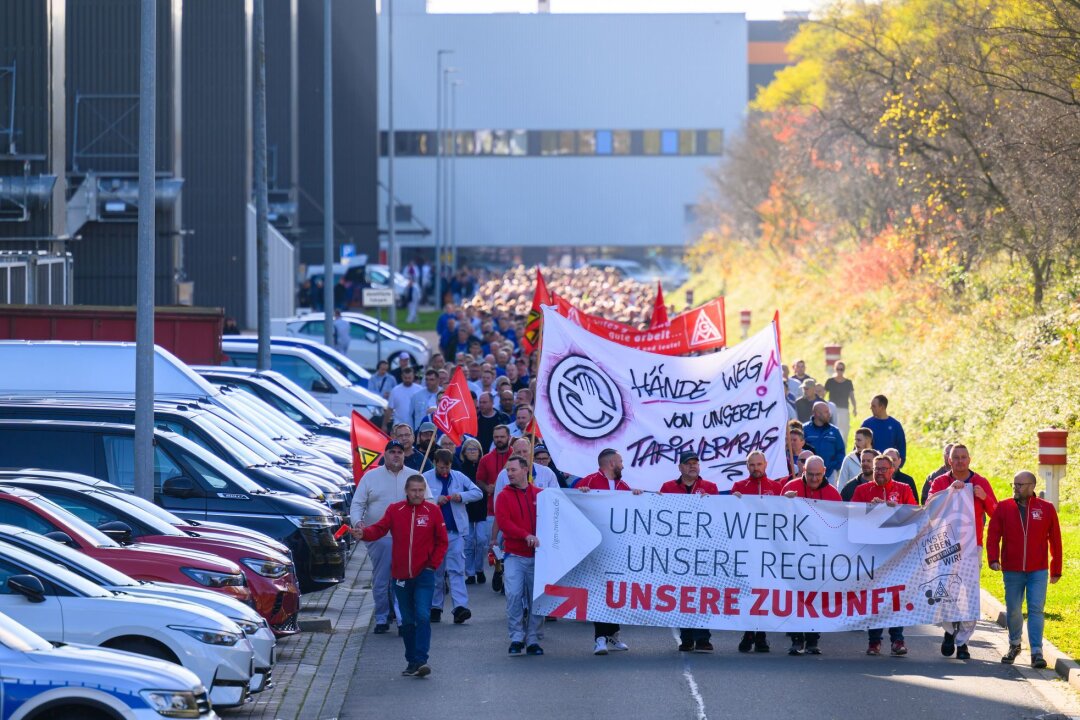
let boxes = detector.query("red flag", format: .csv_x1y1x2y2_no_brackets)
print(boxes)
648,282,668,329
432,367,477,445
525,413,543,440
351,411,389,485
522,269,552,355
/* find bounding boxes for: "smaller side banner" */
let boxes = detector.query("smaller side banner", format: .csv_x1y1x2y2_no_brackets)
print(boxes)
533,488,980,632
555,297,727,355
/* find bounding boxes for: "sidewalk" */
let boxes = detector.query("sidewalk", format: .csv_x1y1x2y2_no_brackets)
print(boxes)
223,545,374,720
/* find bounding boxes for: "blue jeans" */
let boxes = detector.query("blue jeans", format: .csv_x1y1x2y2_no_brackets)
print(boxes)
393,569,435,665
868,627,904,643
1003,570,1048,652
503,554,544,645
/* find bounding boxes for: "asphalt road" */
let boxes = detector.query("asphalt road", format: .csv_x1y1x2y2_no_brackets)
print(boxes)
341,577,1080,720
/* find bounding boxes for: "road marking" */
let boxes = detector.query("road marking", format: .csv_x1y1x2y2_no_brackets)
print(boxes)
670,628,708,720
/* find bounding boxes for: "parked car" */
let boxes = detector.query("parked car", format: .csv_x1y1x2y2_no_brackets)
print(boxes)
220,341,384,418
0,610,219,719
0,420,346,591
276,313,430,370
0,486,250,605
0,476,301,635
0,522,276,693
223,333,376,388
0,540,255,708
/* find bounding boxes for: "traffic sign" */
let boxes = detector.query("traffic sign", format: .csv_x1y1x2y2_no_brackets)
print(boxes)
362,287,395,308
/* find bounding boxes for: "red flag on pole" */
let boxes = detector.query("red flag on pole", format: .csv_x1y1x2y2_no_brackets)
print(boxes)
432,367,477,445
522,269,552,355
648,282,668,328
350,411,389,485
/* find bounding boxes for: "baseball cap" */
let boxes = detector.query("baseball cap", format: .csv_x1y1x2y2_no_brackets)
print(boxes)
398,352,410,360
679,450,700,464
384,440,405,452
418,422,436,434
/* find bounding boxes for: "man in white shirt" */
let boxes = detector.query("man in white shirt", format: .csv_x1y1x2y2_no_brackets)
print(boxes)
387,366,422,430
492,436,560,500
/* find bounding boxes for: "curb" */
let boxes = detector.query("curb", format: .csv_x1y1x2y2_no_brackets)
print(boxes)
980,588,1080,692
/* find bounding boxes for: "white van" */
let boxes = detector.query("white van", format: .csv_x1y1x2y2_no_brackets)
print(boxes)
220,341,382,418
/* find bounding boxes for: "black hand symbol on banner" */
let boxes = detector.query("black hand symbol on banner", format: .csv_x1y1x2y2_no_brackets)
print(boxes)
549,355,623,439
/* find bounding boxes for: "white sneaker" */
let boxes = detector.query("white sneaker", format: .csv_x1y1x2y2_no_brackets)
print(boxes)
593,637,609,655
607,635,629,652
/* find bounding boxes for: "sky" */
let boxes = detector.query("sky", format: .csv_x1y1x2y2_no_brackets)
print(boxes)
428,0,816,21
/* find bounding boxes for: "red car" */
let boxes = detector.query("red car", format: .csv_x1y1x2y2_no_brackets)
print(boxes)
0,486,251,606
0,479,302,635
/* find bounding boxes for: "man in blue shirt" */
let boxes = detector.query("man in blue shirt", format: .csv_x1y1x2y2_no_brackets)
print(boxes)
802,402,846,485
860,395,907,467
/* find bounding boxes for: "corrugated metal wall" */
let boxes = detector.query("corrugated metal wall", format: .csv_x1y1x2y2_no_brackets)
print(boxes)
266,0,293,193
181,0,249,322
296,0,378,267
0,2,52,240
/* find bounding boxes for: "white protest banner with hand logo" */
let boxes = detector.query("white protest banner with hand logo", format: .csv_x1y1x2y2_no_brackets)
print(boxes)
533,486,980,632
535,306,786,492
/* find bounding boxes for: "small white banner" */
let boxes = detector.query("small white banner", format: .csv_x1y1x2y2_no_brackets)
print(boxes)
535,307,788,492
533,487,980,632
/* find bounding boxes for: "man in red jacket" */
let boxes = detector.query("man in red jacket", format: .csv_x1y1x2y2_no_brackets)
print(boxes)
729,450,780,653
781,455,839,657
928,443,997,660
477,425,513,591
494,456,545,656
659,451,719,653
852,454,916,656
356,474,449,678
577,448,643,655
987,470,1063,669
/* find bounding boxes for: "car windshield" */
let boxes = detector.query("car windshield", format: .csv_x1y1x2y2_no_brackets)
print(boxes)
166,434,267,494
0,541,112,598
20,493,121,548
262,373,338,420
195,410,282,464
2,527,137,586
223,392,309,441
106,490,187,526
0,611,52,652
83,489,185,537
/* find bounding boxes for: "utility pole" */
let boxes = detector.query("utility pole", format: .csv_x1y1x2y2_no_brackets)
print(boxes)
387,0,398,325
254,0,270,370
323,0,335,345
434,49,452,311
134,0,156,501
449,79,461,272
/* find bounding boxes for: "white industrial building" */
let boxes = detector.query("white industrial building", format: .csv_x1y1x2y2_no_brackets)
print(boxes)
377,1,752,263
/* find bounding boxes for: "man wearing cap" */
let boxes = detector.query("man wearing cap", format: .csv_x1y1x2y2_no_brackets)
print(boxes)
391,351,414,383
350,439,432,634
387,423,433,474
731,450,782,653
659,450,719,653
415,422,438,458
577,449,643,656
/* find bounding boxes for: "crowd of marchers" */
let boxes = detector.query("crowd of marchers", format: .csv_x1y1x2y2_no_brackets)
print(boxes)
347,304,1063,680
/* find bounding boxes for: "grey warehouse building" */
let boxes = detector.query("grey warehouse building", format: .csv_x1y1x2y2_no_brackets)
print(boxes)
0,0,378,325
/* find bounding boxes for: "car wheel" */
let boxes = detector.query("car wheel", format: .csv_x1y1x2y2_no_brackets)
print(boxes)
102,636,180,665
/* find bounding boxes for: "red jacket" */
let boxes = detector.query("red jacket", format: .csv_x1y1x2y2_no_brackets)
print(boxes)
360,500,449,580
577,470,633,492
782,478,842,501
986,497,1062,576
478,447,512,516
495,483,542,558
659,478,719,495
851,479,917,506
730,477,783,496
929,471,998,546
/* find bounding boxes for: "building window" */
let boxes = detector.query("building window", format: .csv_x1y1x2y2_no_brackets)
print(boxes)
578,130,596,155
509,130,528,156
613,130,631,155
642,130,661,155
456,131,475,155
595,130,613,155
678,130,696,155
705,130,724,155
661,130,679,155
475,130,494,155
540,131,561,156
558,130,576,155
491,130,510,155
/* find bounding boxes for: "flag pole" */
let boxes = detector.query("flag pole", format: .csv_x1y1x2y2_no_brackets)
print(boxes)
421,431,437,470
526,304,548,483
773,311,796,479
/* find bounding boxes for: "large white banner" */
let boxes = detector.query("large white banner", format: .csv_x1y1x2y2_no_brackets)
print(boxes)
535,306,787,492
533,487,980,631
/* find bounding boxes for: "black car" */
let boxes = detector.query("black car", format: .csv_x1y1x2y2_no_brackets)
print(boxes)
0,419,345,591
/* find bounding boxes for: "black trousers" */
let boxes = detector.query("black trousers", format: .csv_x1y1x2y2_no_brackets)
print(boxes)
595,622,620,639
681,628,711,643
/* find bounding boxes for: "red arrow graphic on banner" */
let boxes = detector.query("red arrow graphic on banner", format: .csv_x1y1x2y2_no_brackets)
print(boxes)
545,584,588,620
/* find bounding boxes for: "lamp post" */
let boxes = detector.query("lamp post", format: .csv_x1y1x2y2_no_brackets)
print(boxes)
322,0,334,345
386,0,398,324
434,50,452,311
449,79,462,273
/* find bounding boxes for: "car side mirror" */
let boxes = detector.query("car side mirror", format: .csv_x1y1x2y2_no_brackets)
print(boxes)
311,378,333,393
162,476,203,500
43,531,77,548
8,574,46,603
97,520,133,544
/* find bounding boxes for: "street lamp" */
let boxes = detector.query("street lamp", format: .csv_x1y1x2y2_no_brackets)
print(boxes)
386,0,398,324
434,51,453,310
449,79,463,273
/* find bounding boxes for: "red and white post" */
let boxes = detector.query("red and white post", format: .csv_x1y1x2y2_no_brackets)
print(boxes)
824,344,842,371
1037,429,1068,509
739,309,751,340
